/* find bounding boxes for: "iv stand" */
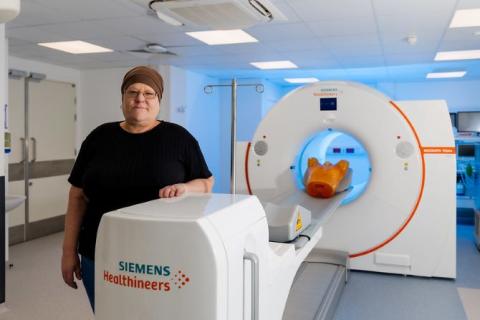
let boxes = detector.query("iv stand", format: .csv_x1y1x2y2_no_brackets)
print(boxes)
204,78,264,195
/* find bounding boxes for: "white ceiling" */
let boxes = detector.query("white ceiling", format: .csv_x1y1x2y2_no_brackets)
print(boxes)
5,0,480,83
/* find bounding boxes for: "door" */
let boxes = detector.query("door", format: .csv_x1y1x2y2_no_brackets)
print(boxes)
7,78,76,243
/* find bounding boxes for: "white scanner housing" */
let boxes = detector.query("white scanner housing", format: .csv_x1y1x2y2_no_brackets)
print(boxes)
95,192,347,320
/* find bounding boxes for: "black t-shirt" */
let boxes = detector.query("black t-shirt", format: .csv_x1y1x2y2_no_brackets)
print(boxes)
68,121,212,259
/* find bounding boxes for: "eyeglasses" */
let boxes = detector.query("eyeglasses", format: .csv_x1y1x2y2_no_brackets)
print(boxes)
125,90,158,100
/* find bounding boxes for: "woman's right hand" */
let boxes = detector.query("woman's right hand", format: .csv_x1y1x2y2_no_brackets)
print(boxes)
61,251,82,289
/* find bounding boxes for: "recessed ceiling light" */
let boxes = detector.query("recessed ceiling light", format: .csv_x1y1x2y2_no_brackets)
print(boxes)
38,41,113,54
250,60,298,70
185,29,257,45
285,77,319,83
434,49,480,61
450,8,480,28
426,71,466,79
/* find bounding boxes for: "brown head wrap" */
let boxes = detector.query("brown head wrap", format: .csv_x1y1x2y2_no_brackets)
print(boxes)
121,66,164,100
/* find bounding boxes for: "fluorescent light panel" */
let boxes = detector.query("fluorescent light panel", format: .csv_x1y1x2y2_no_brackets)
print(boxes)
185,29,257,45
434,49,480,61
450,8,480,28
38,41,113,54
285,77,319,83
426,71,466,79
251,60,298,70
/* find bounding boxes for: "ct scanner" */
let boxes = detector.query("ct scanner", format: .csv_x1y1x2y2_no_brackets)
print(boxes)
95,81,456,320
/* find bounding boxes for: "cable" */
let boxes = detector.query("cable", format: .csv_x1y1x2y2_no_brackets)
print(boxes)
298,234,311,241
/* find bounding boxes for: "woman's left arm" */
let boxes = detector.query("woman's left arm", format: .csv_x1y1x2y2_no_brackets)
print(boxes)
159,176,214,198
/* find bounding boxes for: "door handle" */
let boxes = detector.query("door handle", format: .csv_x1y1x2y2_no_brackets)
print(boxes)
30,137,37,162
20,137,26,163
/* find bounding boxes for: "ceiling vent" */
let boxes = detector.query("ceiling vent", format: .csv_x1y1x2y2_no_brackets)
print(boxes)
147,0,287,29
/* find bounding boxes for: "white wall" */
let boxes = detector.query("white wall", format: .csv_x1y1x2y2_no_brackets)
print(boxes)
261,80,285,117
79,67,128,141
166,66,226,192
376,80,480,112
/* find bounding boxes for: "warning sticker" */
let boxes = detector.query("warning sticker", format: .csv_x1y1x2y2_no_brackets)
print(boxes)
295,212,303,232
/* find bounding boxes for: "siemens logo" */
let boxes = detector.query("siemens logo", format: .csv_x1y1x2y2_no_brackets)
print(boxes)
118,261,171,276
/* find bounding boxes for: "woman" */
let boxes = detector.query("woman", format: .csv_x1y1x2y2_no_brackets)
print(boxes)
61,66,213,311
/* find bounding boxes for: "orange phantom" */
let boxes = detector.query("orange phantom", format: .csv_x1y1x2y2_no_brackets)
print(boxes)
303,158,349,198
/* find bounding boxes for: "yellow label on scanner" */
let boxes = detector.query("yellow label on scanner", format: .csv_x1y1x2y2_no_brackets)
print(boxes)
295,211,303,232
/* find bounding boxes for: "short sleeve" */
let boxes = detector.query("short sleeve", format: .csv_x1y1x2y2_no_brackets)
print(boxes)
185,138,212,181
68,129,98,188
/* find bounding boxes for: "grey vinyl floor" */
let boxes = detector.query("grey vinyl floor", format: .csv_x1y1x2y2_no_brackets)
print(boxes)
3,232,93,320
1,225,479,320
334,225,480,320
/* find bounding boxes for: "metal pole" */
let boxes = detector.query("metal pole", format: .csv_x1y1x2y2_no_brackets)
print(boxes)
231,78,237,195
204,79,262,195
23,77,30,242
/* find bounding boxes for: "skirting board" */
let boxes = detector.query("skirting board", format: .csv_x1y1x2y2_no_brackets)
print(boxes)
9,215,65,245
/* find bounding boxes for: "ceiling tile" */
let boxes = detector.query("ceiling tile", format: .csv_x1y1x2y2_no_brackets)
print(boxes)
7,38,33,47
453,0,480,10
377,13,450,35
443,27,480,42
85,36,148,52
135,32,201,47
218,43,278,55
35,21,121,40
286,0,374,21
438,39,480,51
282,49,334,62
7,27,67,43
372,0,457,15
33,0,145,20
248,23,317,42
88,52,149,62
97,16,191,37
307,17,378,38
381,30,442,54
322,34,383,57
264,38,325,53
337,55,385,68
168,46,224,57
384,52,436,66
